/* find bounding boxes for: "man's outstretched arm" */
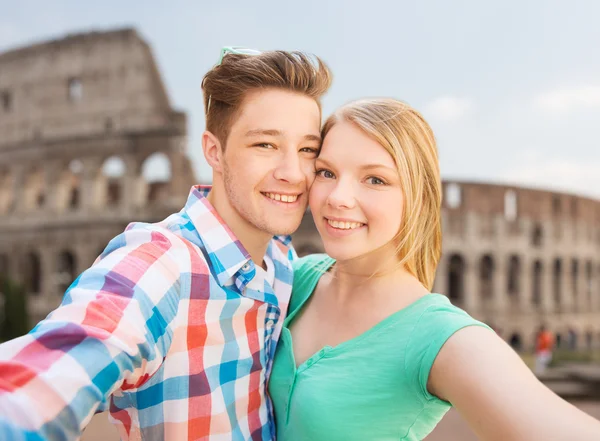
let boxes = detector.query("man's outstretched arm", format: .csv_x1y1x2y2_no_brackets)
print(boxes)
0,226,185,440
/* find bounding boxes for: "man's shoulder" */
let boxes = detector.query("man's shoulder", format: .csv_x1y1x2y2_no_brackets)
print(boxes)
100,214,209,269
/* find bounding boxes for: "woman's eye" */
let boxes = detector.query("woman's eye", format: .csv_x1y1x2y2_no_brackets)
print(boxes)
316,169,335,179
366,176,385,185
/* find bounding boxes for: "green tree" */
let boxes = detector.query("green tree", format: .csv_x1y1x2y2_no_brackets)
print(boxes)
0,278,29,341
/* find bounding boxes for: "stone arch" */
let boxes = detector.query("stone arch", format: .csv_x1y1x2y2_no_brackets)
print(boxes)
532,260,543,307
585,260,593,306
21,251,42,295
57,250,77,293
552,195,561,215
509,332,523,352
507,255,521,298
566,327,578,350
553,258,562,307
67,159,83,210
23,165,45,210
479,254,494,300
571,259,579,305
0,253,7,281
141,152,172,204
447,254,465,302
531,223,543,247
101,155,127,207
0,253,6,326
0,253,8,318
555,332,563,349
0,168,13,214
585,330,593,350
55,159,84,212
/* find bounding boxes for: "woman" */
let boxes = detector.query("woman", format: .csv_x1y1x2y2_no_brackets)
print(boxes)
268,98,600,440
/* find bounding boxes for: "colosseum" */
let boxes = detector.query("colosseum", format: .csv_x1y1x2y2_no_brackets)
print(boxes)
293,182,600,353
0,28,196,323
1,28,599,354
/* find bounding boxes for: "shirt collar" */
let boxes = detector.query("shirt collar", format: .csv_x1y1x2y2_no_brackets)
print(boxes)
183,185,291,287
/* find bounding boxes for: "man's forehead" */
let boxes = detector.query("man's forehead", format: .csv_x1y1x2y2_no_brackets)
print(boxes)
237,89,320,118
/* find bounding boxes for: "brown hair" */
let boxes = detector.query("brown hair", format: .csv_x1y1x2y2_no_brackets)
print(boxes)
322,98,442,289
201,51,332,146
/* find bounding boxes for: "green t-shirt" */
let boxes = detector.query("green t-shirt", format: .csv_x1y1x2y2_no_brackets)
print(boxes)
269,254,493,441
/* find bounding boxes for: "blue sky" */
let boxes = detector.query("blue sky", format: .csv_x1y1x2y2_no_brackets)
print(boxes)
1,0,599,197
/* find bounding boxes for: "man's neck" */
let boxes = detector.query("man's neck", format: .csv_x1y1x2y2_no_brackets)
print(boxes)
206,186,271,268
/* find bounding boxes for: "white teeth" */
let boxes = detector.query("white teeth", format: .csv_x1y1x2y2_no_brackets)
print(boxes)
264,193,298,203
327,219,363,230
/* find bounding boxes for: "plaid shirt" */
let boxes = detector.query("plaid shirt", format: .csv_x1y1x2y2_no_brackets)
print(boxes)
0,186,295,441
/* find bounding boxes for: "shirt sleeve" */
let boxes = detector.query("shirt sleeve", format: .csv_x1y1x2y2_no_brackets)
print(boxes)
0,225,188,440
404,302,494,403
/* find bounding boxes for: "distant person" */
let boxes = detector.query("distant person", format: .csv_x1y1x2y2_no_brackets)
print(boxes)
535,324,555,375
0,47,331,440
568,326,578,350
268,98,600,440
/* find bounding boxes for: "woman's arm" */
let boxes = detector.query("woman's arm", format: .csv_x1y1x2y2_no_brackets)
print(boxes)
428,326,600,441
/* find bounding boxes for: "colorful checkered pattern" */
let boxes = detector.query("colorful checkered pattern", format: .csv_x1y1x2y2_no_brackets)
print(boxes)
0,186,295,441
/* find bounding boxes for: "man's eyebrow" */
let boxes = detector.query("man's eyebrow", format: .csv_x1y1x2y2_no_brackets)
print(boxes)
244,129,321,143
245,129,283,137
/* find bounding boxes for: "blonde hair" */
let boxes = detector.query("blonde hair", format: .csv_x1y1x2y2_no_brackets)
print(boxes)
202,51,332,146
321,98,442,289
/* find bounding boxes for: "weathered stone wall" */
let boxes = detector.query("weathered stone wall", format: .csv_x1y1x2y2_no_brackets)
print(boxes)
292,181,600,352
0,29,197,323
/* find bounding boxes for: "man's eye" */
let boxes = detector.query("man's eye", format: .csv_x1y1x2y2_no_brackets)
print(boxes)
256,143,275,149
316,169,335,179
300,147,319,154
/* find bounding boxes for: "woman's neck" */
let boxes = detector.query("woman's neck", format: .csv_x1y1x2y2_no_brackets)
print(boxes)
327,251,427,304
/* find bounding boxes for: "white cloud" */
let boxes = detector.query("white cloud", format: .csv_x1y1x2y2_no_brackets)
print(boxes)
500,154,600,198
423,96,473,122
534,85,600,114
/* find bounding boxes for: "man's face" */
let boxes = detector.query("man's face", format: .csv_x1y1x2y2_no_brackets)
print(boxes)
219,88,321,237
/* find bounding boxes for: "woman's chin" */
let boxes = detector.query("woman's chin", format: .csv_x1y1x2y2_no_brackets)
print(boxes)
322,243,361,262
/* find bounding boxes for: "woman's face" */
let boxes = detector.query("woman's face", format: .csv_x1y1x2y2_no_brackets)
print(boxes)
309,121,404,262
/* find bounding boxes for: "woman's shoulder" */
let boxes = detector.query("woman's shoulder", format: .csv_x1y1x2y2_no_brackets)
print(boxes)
291,253,335,289
287,254,334,317
411,294,489,329
403,294,494,401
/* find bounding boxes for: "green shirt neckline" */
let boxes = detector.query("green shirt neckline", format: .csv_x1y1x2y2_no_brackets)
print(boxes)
282,256,441,372
269,254,492,441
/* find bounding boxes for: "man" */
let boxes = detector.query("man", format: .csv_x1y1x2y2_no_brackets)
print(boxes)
0,47,331,440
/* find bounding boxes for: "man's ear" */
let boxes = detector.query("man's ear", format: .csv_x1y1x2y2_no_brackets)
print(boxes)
202,131,224,172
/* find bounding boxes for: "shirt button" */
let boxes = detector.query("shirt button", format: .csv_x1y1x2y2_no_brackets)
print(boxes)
266,319,275,327
242,263,251,271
